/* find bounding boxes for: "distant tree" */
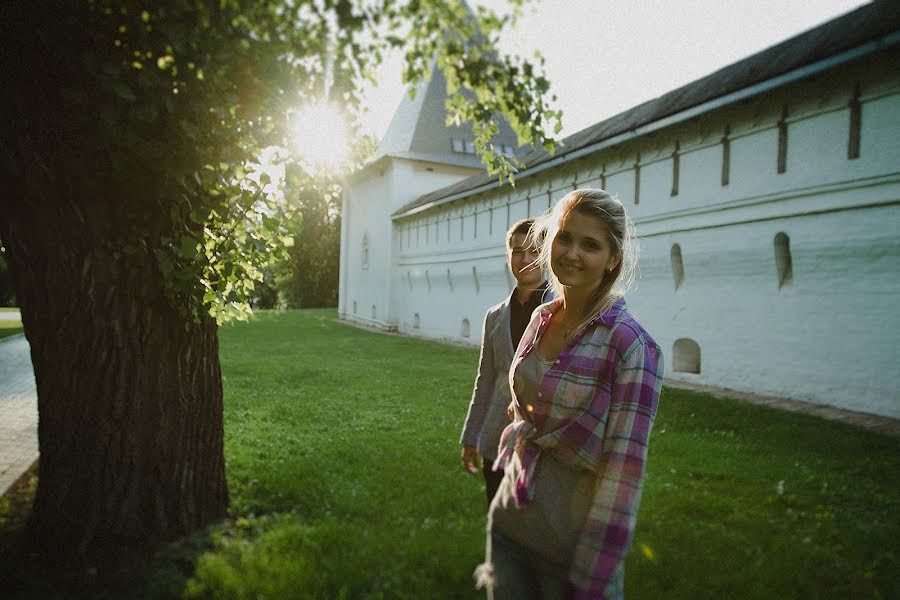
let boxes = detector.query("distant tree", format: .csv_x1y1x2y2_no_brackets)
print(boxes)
0,0,559,572
276,172,343,309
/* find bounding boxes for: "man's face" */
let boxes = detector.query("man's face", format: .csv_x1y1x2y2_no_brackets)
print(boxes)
508,232,543,288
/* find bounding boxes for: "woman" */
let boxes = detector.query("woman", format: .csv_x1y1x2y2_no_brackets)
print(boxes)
476,189,664,599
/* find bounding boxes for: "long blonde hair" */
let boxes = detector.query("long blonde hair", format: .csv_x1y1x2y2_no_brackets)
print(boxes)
529,189,639,319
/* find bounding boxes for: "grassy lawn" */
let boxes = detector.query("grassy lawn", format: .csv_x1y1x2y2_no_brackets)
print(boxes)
2,309,898,598
0,318,23,340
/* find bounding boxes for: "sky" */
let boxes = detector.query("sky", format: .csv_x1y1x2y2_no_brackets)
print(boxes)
356,0,869,141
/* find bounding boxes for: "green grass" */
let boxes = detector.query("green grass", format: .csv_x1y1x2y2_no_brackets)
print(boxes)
0,319,23,340
2,309,898,598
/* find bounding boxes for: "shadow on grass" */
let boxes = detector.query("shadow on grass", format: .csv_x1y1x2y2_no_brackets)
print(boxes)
0,463,213,600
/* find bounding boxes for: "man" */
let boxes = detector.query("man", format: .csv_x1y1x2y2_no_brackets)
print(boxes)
459,218,547,506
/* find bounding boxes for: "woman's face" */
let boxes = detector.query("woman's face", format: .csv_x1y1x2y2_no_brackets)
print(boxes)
551,210,620,293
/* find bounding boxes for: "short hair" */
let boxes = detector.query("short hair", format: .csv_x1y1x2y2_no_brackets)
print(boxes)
506,218,535,250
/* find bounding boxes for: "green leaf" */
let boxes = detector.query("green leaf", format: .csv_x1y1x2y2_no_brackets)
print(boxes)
113,83,136,102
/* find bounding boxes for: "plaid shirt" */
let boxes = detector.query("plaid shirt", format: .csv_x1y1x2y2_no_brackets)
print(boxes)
493,297,663,598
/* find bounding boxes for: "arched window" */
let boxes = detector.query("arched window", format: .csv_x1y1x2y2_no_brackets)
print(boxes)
671,244,684,291
673,338,701,374
472,266,480,294
461,318,471,338
774,232,793,289
413,313,421,329
361,233,369,270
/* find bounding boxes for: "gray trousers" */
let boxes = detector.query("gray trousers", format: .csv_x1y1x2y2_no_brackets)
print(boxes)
487,531,625,600
488,531,568,600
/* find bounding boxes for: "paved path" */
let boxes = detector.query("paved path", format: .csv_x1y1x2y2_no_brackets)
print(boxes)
0,333,38,497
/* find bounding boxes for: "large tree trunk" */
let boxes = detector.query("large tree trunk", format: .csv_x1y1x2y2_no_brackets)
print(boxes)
0,156,228,574
1,200,229,572
0,2,228,572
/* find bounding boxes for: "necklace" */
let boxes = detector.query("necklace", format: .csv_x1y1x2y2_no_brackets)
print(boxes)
560,310,588,339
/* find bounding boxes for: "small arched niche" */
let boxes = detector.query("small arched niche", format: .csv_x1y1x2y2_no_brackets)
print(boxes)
671,244,684,291
371,304,377,319
361,233,369,270
413,313,421,329
352,300,357,314
774,232,793,289
673,338,701,374
461,318,471,338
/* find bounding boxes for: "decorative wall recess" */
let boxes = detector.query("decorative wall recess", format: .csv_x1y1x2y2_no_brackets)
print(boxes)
361,233,369,269
413,313,421,329
425,270,431,292
848,83,861,159
634,153,641,204
461,318,471,338
721,125,731,186
472,266,480,294
371,304,377,319
353,301,357,314
447,268,454,292
671,141,680,197
673,338,701,374
777,106,789,174
671,244,685,291
407,271,413,292
774,232,793,289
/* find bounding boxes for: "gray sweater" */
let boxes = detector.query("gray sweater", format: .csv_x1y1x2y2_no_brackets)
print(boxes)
459,294,517,461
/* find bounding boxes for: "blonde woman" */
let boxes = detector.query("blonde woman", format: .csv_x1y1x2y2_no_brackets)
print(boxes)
477,189,664,599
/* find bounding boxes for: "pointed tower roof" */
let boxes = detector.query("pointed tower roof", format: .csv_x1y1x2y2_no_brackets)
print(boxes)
371,63,520,170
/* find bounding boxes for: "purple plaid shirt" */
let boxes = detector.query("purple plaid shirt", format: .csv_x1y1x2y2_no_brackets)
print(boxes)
493,297,663,598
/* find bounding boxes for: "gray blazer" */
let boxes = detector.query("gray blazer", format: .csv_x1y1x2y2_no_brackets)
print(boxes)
459,293,517,461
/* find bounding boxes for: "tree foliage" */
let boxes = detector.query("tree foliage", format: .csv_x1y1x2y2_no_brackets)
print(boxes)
0,0,560,571
275,169,343,308
2,0,559,322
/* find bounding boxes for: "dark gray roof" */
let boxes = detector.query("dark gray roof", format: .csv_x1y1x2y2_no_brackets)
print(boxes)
394,0,900,218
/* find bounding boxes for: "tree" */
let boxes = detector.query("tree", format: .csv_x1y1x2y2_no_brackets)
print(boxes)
0,0,560,573
276,174,343,309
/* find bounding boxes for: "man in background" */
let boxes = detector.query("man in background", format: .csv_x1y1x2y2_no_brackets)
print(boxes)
459,218,547,506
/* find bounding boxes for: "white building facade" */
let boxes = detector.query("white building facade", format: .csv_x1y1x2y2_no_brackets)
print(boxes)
340,3,900,419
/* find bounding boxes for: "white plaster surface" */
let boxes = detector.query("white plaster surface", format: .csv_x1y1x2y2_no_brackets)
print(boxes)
340,49,900,419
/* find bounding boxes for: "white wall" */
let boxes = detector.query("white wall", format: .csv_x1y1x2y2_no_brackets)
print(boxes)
347,49,900,418
342,158,483,328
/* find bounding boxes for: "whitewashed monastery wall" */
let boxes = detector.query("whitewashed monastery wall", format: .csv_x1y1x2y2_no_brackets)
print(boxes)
342,51,900,418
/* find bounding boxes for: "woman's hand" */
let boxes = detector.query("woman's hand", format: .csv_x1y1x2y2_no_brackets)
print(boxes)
461,445,480,475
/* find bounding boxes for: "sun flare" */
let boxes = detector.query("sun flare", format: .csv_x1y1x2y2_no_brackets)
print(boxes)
290,101,350,172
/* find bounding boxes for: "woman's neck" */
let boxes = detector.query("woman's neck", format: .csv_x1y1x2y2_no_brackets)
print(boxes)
561,287,593,324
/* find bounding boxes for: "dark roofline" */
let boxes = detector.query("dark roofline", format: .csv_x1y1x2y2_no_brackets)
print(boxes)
393,1,900,218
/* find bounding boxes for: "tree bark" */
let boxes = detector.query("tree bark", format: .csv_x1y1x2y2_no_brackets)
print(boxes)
0,4,229,572
1,196,228,572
